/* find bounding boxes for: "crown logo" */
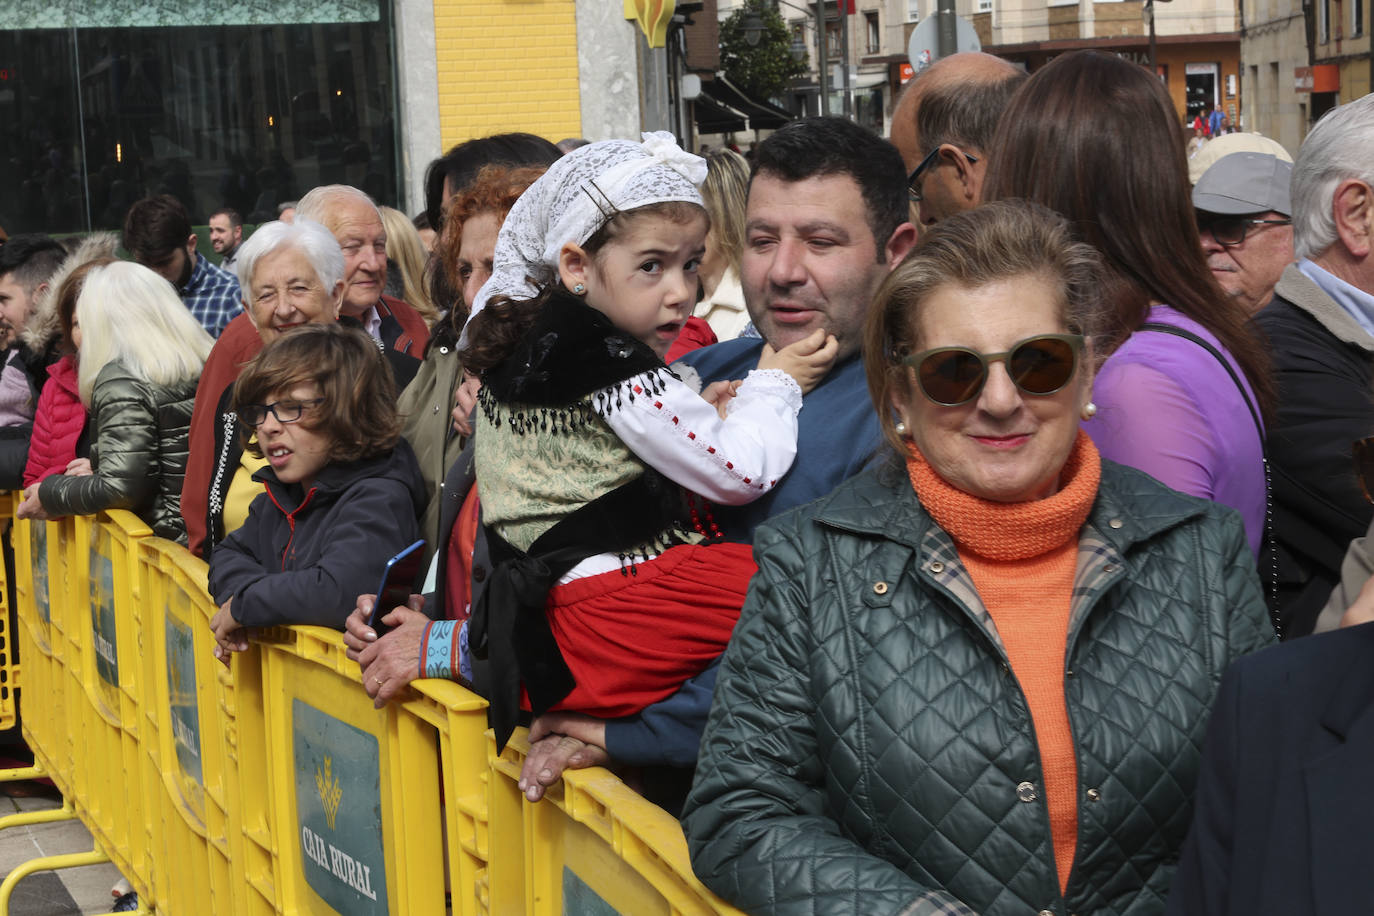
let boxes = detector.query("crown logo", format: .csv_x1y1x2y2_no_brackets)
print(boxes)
316,756,343,830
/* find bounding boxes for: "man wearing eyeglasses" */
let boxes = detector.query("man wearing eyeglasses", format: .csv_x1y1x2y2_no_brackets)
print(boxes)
1193,151,1294,316
1253,94,1374,638
890,52,1024,226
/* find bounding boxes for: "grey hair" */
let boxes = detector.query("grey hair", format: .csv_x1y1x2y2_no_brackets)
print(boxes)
295,184,381,227
234,218,346,307
1291,94,1374,260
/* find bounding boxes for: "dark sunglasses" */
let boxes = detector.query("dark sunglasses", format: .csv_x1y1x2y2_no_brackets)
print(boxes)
1354,437,1374,503
902,334,1084,407
907,146,979,203
239,397,324,428
1197,216,1292,247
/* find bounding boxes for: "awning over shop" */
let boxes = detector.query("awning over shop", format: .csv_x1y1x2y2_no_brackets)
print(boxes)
697,75,796,132
694,91,749,135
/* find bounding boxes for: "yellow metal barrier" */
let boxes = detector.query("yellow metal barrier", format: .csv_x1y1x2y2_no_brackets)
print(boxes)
0,494,17,732
4,502,742,916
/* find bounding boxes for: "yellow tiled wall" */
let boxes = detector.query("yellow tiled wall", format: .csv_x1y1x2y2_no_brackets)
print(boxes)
433,0,583,148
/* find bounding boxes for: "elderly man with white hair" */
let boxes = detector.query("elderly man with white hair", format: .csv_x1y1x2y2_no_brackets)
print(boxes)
1256,94,1374,638
295,185,430,390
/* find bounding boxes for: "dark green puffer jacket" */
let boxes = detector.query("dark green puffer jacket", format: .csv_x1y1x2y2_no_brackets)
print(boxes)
683,460,1274,916
38,359,197,543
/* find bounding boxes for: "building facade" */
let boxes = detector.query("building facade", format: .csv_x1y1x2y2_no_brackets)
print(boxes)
975,0,1243,127
1,0,660,235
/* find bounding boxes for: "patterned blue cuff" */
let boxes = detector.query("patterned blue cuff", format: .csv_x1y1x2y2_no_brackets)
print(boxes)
422,620,458,680
458,620,472,684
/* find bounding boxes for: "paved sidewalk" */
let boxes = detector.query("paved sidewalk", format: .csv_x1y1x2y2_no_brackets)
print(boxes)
0,791,124,915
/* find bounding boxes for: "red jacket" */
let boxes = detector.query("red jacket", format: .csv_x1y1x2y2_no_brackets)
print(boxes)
22,354,86,488
181,313,264,557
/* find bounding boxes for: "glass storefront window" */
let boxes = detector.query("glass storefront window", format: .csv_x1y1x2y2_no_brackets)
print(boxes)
0,0,399,235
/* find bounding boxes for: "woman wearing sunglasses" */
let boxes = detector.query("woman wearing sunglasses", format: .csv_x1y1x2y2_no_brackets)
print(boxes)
982,52,1274,569
683,202,1273,916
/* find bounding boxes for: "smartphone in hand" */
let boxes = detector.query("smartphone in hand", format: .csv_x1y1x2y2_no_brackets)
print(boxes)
368,539,426,636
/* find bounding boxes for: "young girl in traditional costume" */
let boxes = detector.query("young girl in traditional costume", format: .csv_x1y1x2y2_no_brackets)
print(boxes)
433,133,835,748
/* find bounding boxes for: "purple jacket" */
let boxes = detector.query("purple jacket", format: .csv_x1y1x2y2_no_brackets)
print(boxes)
1084,305,1266,556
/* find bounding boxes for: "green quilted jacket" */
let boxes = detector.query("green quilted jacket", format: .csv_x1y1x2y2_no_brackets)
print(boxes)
683,459,1274,916
37,359,197,543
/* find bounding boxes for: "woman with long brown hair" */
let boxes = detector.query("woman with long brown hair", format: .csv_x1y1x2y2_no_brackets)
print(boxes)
984,51,1273,562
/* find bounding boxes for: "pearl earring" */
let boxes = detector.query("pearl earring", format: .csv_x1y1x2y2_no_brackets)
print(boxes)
895,421,908,436
1081,401,1098,420
572,283,586,295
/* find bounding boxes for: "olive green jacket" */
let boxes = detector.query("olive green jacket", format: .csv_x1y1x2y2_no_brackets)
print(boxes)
683,460,1274,916
38,360,197,543
398,338,464,566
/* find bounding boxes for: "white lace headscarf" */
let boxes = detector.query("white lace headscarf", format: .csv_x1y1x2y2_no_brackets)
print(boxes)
463,132,707,336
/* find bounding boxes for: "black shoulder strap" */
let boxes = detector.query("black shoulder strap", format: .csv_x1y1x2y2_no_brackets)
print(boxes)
1140,322,1263,442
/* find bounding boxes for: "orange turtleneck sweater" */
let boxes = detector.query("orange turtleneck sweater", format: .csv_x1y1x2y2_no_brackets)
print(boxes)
906,431,1101,894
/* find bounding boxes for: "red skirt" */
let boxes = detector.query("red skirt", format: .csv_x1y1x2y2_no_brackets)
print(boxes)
537,540,756,717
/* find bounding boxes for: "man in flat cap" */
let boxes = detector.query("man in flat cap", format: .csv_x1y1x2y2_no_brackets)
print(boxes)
1193,150,1295,316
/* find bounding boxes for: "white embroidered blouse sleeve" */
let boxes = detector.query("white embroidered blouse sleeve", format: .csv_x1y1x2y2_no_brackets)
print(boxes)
595,368,803,506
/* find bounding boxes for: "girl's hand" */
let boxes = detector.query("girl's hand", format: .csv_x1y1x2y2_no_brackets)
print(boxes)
16,487,50,521
210,599,249,668
451,372,482,437
64,458,93,477
701,379,742,420
757,329,839,394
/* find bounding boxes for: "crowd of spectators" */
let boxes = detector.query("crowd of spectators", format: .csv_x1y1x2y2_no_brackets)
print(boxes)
4,49,1374,914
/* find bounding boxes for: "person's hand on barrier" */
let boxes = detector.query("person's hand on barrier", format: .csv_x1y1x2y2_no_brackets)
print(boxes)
348,593,428,708
451,372,481,437
64,458,93,477
210,599,248,667
16,487,50,522
519,713,611,802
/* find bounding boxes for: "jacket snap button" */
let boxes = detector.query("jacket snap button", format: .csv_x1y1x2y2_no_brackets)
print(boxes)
433,405,441,414
473,566,487,583
1038,909,1055,916
929,560,945,574
872,581,888,595
1086,787,1101,802
1103,563,1117,573
1016,781,1037,802
439,346,450,354
1109,518,1123,529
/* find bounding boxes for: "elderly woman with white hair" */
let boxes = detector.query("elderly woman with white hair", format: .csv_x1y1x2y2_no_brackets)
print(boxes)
181,218,347,557
17,261,212,542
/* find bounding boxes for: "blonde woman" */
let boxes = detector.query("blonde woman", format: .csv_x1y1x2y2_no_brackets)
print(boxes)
379,205,438,326
18,261,212,542
693,149,751,341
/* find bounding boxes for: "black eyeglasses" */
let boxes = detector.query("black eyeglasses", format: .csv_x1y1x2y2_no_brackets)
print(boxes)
1198,216,1292,247
1354,437,1374,503
907,146,979,203
902,334,1084,407
239,397,324,428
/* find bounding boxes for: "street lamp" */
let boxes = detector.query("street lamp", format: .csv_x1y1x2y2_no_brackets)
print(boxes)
742,12,765,47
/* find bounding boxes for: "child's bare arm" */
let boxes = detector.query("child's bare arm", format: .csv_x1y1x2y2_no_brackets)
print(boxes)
756,328,839,394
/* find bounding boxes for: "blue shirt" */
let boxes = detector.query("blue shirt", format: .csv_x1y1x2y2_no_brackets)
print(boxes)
183,253,242,338
672,338,883,543
1297,257,1374,339
603,338,883,765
